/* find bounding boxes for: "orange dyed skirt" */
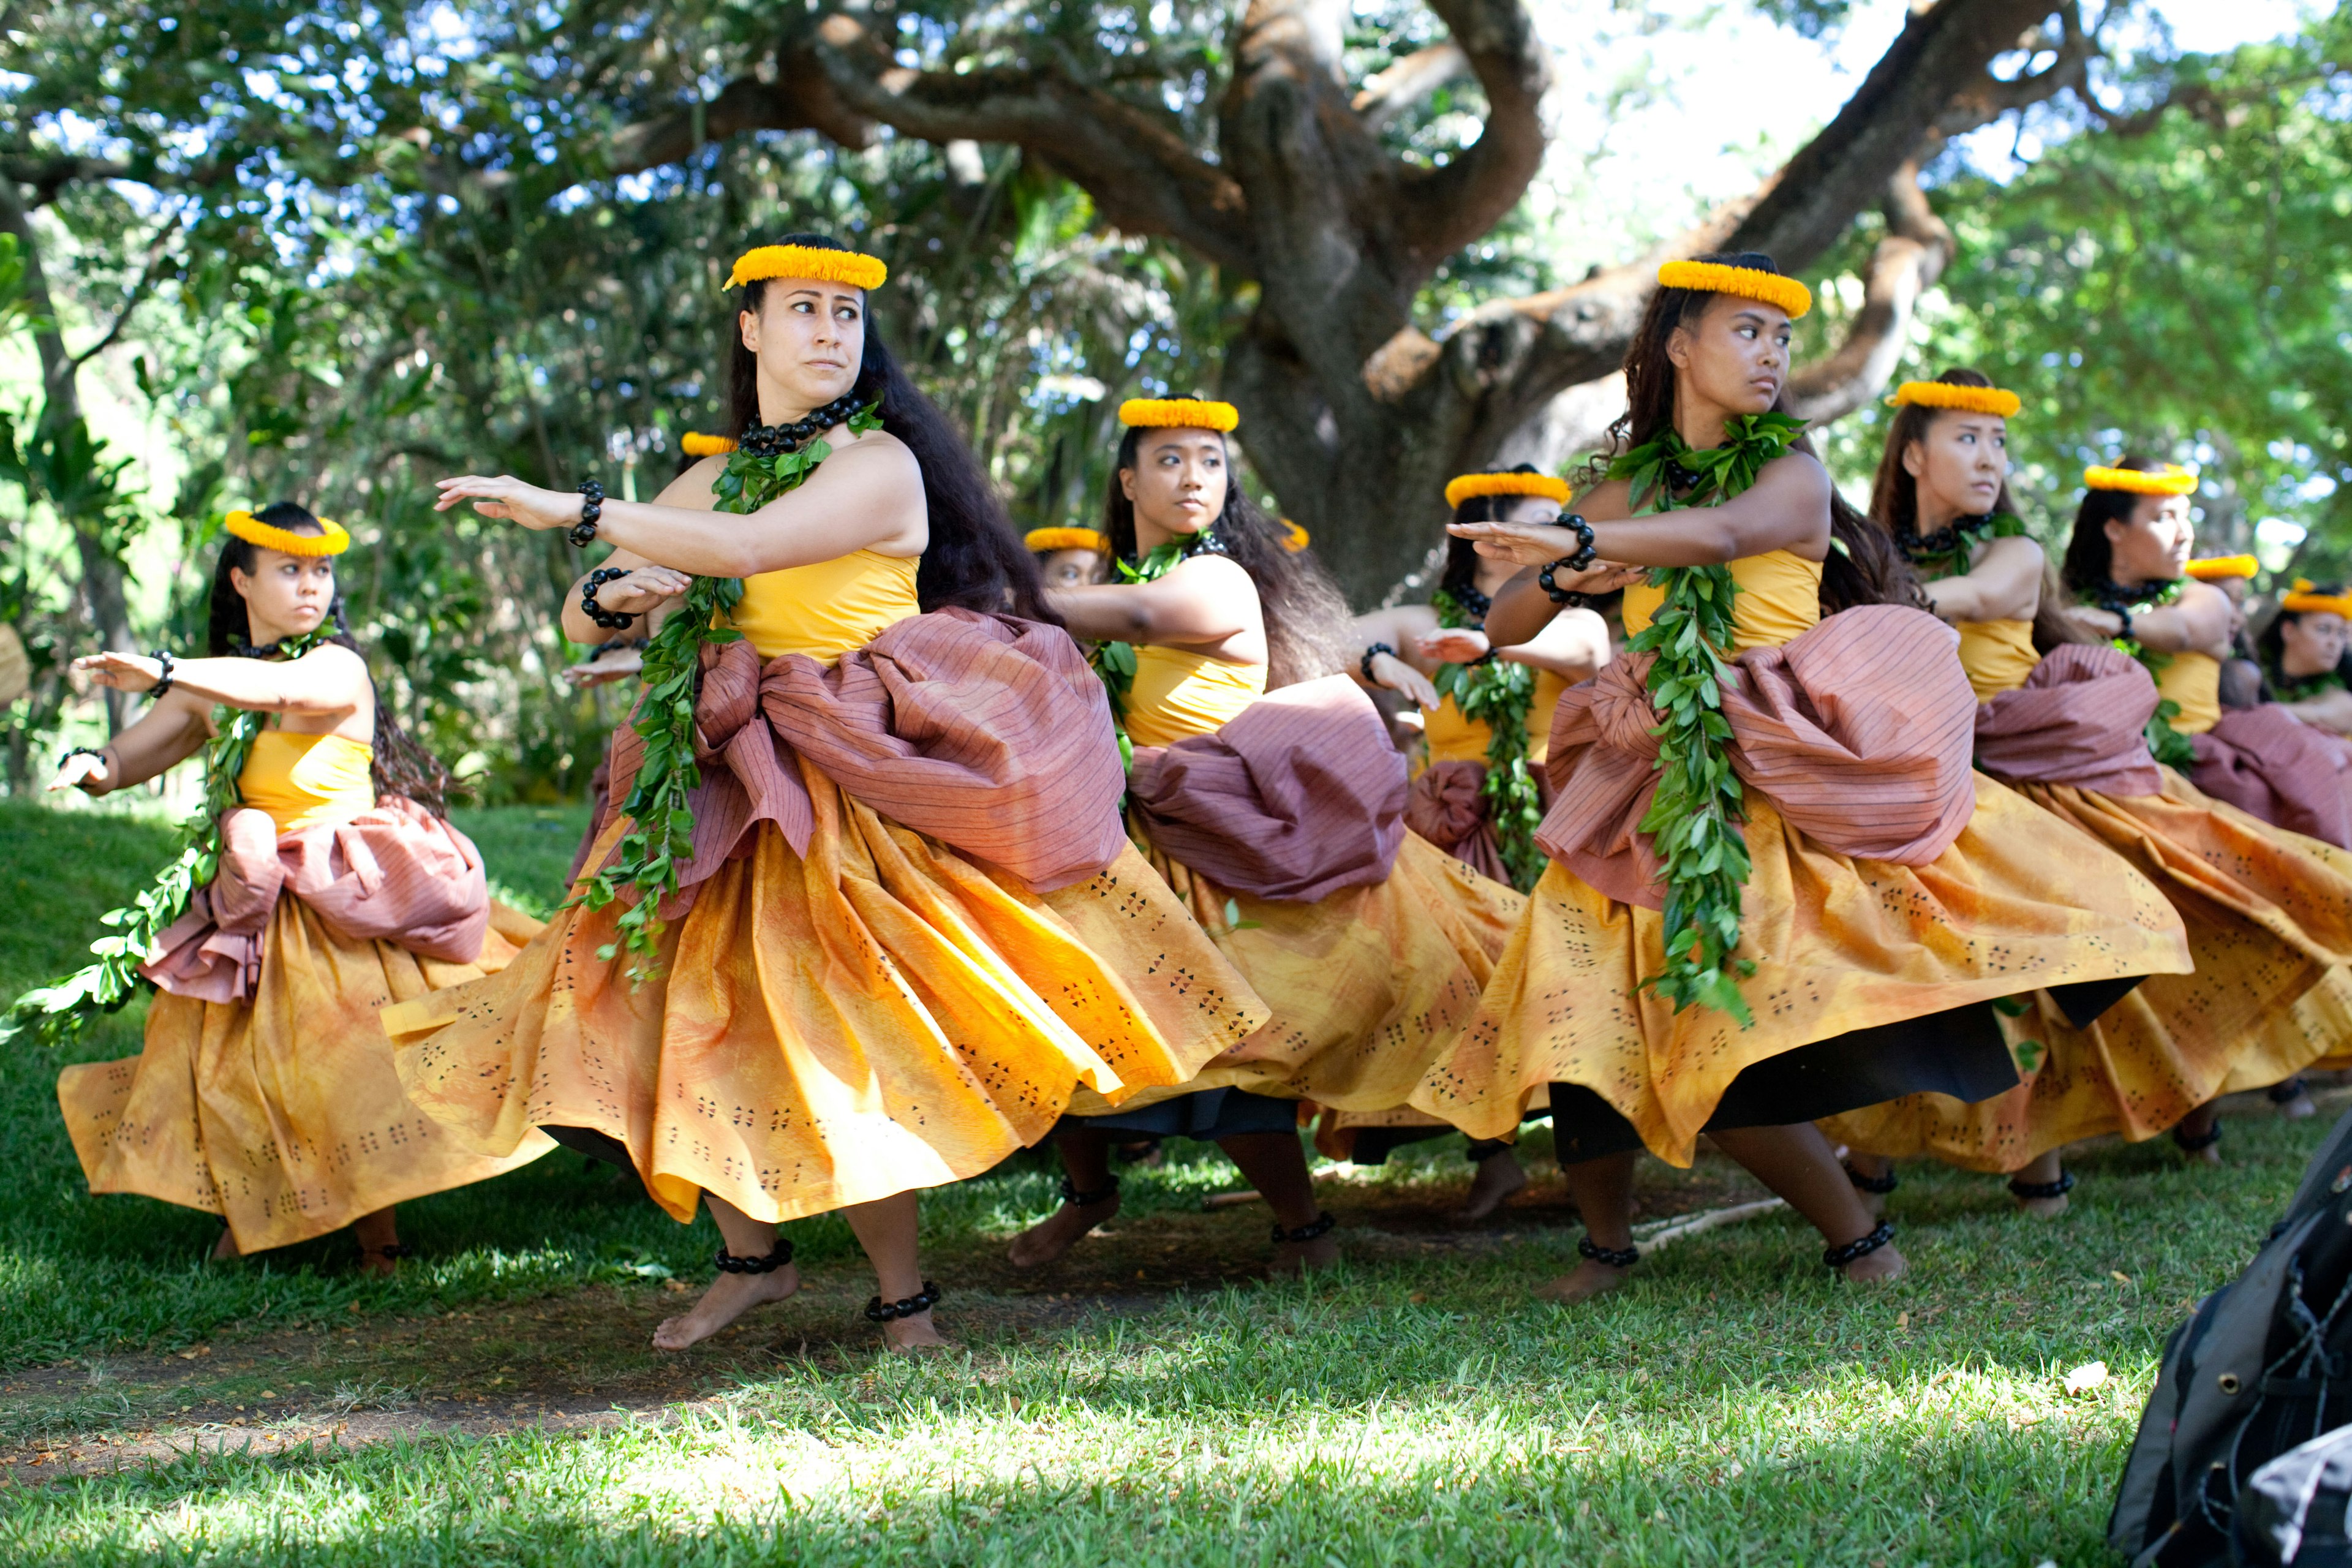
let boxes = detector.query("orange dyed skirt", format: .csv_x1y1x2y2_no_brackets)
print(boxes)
57,898,548,1254
1825,773,2352,1170
1411,775,2193,1166
1066,829,1525,1124
385,760,1268,1224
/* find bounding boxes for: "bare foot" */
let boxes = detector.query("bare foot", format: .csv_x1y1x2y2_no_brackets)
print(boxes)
1450,1151,1528,1226
1270,1233,1341,1277
651,1262,802,1351
2013,1191,2070,1219
880,1310,954,1354
1839,1243,1907,1284
358,1250,401,1280
1008,1193,1120,1269
2278,1088,2318,1122
1536,1259,1632,1303
2187,1143,2225,1167
210,1228,239,1262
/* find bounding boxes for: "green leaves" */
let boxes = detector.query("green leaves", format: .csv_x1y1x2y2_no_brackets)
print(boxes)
1604,413,1805,1026
1429,587,1545,892
0,629,334,1047
568,408,876,980
1088,534,1197,768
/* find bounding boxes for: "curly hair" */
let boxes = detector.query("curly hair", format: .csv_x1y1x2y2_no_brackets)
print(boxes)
207,502,454,816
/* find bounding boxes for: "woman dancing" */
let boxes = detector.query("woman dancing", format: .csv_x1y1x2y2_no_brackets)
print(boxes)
2258,581,2352,737
390,237,1266,1351
1826,375,2352,1206
1007,395,1525,1272
1409,257,2189,1302
39,503,546,1271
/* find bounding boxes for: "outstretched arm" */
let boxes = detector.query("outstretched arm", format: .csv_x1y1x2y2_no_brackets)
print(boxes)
1047,554,1263,654
1448,453,1834,573
48,687,216,797
74,643,372,718
1920,535,2042,624
2064,578,2234,655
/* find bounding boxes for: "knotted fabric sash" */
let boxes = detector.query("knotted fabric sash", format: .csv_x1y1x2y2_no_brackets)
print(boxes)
1405,760,1509,886
1537,604,1977,910
2190,704,2352,848
141,794,491,1003
601,608,1128,901
1972,643,2165,797
1125,674,1408,902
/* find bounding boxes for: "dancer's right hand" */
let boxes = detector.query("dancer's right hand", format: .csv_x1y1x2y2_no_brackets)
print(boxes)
50,749,108,793
1365,649,1440,711
592,567,692,614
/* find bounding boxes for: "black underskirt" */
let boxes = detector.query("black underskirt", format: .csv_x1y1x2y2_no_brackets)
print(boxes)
1054,1087,1298,1142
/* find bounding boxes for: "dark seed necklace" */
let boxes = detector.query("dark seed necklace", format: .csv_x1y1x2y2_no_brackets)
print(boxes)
737,391,872,459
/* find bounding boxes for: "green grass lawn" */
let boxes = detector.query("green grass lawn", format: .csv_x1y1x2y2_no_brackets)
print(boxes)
0,795,2328,1564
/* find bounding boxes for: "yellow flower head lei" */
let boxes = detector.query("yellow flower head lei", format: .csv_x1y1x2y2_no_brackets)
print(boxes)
1656,260,1812,320
2282,580,2352,618
1280,519,1311,553
725,244,888,292
2185,554,2259,582
1444,471,1573,511
1025,526,1109,556
2084,462,2196,496
1887,380,2022,418
1118,398,1240,432
224,509,350,557
680,432,738,458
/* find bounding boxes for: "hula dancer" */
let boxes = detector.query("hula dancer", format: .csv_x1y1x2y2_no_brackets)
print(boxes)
1027,526,1110,590
1409,256,2190,1302
389,236,1266,1352
1826,374,2352,1206
26,503,548,1271
2258,581,2352,738
1008,395,1525,1272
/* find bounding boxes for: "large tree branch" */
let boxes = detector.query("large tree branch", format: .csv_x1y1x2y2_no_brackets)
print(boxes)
1392,0,1553,265
604,36,877,173
1352,42,1467,132
1785,160,1955,423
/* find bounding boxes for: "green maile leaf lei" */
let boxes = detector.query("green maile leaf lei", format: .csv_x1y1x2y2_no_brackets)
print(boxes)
2269,666,2347,704
1,628,338,1048
1604,409,1807,1026
1897,511,2026,583
1428,587,1545,892
1088,532,1215,771
571,402,883,979
2082,577,2196,769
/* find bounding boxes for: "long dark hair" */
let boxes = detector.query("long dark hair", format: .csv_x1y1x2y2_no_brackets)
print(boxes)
1605,251,1920,616
1102,424,1353,690
2256,585,2352,692
207,502,453,816
2060,454,2171,594
726,232,1052,624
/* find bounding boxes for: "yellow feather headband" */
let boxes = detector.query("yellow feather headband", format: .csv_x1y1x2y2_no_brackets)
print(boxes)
1025,527,1109,555
2282,580,2352,618
1445,472,1573,510
725,244,888,292
224,509,350,557
1656,260,1812,320
2085,463,2196,496
2185,555,2258,582
1280,519,1311,553
1119,398,1239,432
1888,381,2021,418
681,432,737,457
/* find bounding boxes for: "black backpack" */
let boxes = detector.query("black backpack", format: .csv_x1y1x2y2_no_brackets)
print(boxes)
2113,1106,2352,1565
2234,1423,2352,1566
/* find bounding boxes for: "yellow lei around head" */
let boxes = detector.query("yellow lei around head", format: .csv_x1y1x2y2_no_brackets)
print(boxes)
224,510,350,557
1118,398,1239,432
725,244,888,292
681,432,737,458
2085,463,2196,496
2282,579,2352,617
1656,260,1812,319
1025,526,1109,555
1887,380,2021,418
2185,554,2258,582
1444,471,1572,510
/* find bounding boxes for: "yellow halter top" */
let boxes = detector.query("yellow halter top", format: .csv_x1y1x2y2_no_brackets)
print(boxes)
2157,649,2223,735
1954,618,2041,700
720,549,922,663
240,731,376,833
1125,645,1267,748
1622,549,1822,653
1424,669,1572,767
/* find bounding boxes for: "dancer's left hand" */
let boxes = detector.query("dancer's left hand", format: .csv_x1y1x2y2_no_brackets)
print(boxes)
435,474,587,530
1417,628,1490,665
72,650,166,692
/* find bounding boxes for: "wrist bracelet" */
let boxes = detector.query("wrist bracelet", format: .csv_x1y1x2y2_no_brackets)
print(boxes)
1558,512,1597,573
1360,642,1397,684
580,566,637,630
58,744,105,769
568,479,606,548
1537,560,1589,609
2114,608,2135,642
148,649,176,698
